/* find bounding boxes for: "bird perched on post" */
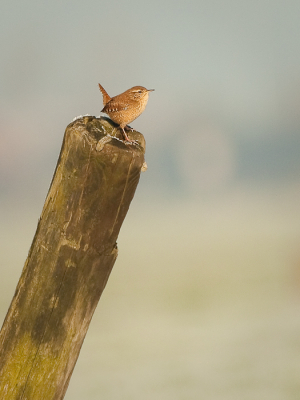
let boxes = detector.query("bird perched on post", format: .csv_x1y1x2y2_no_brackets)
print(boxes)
98,83,154,142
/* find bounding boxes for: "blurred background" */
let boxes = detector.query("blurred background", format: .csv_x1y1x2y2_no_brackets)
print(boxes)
1,0,300,398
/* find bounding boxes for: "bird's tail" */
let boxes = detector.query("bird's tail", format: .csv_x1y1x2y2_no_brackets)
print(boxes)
98,83,111,106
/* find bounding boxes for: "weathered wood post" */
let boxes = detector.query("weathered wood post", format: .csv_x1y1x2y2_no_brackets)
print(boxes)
0,116,146,399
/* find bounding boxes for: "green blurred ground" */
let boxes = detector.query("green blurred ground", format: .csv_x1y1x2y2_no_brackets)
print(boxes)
1,185,300,399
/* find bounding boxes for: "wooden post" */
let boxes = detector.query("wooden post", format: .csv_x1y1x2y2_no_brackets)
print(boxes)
0,116,146,399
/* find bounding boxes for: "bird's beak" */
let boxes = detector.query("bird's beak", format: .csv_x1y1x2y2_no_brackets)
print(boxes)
147,89,155,92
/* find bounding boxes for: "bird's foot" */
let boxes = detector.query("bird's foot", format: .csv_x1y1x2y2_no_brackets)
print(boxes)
121,127,137,145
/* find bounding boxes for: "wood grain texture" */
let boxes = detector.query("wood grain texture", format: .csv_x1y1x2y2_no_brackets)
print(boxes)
0,116,146,399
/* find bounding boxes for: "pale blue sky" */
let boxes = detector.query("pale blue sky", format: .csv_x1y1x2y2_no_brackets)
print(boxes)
1,0,300,199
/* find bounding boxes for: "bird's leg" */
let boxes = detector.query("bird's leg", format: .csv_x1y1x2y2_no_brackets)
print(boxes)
121,127,134,143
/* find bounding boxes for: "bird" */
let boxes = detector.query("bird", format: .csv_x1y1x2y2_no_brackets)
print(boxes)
98,83,154,142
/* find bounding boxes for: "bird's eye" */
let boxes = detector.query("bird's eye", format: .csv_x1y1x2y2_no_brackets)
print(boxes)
138,90,142,93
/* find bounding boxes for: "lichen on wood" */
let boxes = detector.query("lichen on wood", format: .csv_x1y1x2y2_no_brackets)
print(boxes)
0,116,146,399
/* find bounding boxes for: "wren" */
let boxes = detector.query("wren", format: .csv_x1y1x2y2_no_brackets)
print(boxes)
98,83,154,142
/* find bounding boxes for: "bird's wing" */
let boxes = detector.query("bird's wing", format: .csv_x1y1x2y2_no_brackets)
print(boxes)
101,97,131,113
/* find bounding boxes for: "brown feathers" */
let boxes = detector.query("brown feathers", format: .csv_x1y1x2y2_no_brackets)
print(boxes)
98,83,154,142
98,83,111,106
